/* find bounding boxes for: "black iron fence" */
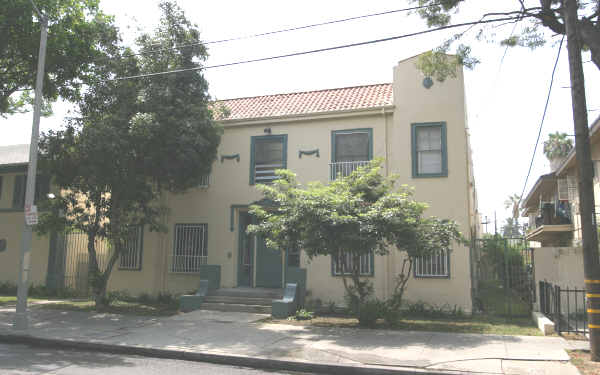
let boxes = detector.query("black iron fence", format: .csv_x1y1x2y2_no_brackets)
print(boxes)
539,280,588,335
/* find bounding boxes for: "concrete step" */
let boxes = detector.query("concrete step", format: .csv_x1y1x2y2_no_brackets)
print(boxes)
200,302,271,314
211,287,282,299
203,296,274,305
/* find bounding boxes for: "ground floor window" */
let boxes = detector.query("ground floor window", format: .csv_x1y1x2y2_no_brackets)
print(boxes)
119,225,144,270
414,250,450,278
171,223,208,273
332,251,373,276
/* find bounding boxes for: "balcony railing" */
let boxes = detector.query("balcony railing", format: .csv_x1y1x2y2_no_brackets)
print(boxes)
329,161,370,180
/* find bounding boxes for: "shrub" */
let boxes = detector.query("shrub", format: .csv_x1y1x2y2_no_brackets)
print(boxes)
156,292,179,309
0,282,17,296
357,299,384,327
295,309,314,320
382,303,402,327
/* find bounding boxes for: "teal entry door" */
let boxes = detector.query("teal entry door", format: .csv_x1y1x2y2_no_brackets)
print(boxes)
255,235,283,288
238,212,254,287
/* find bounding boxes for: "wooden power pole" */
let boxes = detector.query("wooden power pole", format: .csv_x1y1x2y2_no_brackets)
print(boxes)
564,0,600,361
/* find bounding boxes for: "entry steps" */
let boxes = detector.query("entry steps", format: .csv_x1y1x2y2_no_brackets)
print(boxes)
201,287,282,314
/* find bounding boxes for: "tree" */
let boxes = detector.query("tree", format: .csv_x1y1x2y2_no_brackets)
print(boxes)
36,1,222,307
247,160,462,316
502,217,522,237
1,0,120,117
410,0,600,359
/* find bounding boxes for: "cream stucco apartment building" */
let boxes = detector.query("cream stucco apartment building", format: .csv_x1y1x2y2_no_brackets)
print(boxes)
0,55,479,312
522,115,600,301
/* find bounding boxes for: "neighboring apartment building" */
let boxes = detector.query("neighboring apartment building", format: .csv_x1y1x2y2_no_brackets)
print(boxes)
0,55,479,312
0,144,52,287
521,115,600,299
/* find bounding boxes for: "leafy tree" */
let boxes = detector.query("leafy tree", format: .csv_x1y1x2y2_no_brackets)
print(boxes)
1,0,120,117
36,1,222,307
247,160,462,316
409,0,600,78
502,217,522,237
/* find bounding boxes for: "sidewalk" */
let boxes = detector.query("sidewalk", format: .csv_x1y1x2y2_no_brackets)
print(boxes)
0,305,582,375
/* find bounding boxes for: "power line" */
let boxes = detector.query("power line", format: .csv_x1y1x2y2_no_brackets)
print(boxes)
127,3,443,58
112,15,529,81
518,36,565,206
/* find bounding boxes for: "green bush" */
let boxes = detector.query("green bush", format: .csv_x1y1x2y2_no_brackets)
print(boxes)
156,292,179,309
403,301,465,319
295,309,314,320
0,282,18,295
382,303,402,327
357,299,384,327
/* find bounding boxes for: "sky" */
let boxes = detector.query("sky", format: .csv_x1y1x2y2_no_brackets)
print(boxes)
2,0,599,233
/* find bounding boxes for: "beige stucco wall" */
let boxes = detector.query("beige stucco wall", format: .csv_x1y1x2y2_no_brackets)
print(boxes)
533,246,584,311
0,172,50,287
105,55,476,313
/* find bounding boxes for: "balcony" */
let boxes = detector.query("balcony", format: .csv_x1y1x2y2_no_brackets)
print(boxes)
329,161,370,180
526,201,573,245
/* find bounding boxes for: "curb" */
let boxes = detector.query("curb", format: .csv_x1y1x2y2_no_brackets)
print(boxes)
0,333,469,375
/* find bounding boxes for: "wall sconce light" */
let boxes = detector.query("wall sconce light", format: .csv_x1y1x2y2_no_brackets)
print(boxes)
264,128,272,134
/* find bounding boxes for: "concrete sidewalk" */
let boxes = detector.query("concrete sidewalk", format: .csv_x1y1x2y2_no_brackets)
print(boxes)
0,306,581,375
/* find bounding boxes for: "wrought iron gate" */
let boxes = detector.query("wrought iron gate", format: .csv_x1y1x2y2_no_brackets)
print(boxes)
47,231,110,297
471,237,535,317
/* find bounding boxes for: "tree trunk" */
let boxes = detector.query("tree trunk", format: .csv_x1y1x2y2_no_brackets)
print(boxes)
564,0,600,361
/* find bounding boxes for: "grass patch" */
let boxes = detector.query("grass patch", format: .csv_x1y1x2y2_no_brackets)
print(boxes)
568,350,600,375
478,280,531,317
267,313,542,336
39,299,179,317
0,296,45,306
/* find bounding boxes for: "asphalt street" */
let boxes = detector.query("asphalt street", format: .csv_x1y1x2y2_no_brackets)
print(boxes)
0,343,311,375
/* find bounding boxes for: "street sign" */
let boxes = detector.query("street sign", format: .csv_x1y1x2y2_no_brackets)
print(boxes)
25,205,38,226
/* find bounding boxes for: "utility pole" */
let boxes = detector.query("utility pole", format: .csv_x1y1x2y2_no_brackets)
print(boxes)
14,2,48,330
564,0,600,361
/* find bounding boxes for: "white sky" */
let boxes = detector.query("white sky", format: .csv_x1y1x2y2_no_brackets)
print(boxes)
2,0,599,233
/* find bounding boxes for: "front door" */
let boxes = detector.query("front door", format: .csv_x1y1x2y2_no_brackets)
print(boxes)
255,235,283,288
237,212,254,287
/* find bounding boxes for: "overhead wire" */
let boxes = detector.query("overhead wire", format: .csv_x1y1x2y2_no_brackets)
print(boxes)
518,35,565,207
112,15,530,81
127,3,444,57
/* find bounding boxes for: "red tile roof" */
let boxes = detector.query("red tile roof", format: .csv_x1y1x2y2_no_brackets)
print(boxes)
214,83,393,121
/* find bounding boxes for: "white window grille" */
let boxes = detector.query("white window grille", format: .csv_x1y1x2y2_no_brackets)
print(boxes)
332,251,373,276
415,250,449,277
171,223,208,273
199,174,209,188
329,160,370,180
119,225,143,270
252,136,286,183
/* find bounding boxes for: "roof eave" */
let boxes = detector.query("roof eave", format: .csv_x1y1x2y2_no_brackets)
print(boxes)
216,105,395,127
556,114,600,176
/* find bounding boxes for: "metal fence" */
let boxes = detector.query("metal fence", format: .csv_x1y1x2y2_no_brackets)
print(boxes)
60,231,111,296
539,280,588,335
471,237,535,317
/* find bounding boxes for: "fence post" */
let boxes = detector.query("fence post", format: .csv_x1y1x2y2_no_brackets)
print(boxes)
555,285,561,333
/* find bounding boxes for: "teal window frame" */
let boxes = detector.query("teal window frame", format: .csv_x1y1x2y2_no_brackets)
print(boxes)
411,122,448,178
331,251,375,277
331,128,373,163
250,134,288,185
118,225,144,271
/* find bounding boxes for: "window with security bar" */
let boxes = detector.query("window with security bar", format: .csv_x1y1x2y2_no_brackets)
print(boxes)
250,135,287,184
332,251,374,276
119,225,144,270
414,250,450,278
171,223,208,273
330,129,371,180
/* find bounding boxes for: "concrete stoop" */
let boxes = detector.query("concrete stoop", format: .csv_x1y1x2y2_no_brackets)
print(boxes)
200,288,282,314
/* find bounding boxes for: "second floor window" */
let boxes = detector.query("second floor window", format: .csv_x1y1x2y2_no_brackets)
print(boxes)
12,174,50,209
331,129,372,179
412,122,448,177
250,135,287,184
